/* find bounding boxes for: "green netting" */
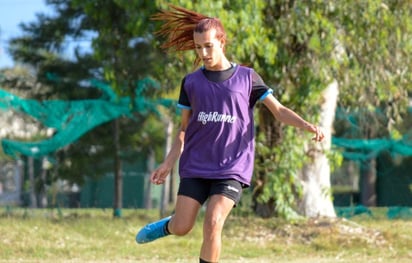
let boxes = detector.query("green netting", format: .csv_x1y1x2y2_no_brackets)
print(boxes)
335,206,412,219
387,206,412,219
335,205,372,218
0,78,173,158
333,106,412,160
332,137,412,160
1,76,411,161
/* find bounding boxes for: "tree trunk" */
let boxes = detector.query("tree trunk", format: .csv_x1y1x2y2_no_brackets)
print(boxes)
160,118,173,217
17,160,24,206
38,157,48,208
144,150,155,209
113,119,123,217
168,168,176,207
28,157,37,208
298,80,338,218
360,158,377,206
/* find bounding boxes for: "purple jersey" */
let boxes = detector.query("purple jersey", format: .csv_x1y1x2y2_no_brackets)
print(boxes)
179,65,255,186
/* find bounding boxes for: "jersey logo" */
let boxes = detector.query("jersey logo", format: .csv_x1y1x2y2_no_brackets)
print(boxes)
197,111,237,125
227,185,240,193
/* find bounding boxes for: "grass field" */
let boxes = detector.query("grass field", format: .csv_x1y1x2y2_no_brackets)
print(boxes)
0,207,411,262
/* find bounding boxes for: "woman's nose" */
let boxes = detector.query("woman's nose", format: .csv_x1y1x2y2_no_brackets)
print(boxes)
201,47,208,56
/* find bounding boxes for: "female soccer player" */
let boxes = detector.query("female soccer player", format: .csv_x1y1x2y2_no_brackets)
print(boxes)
136,5,324,263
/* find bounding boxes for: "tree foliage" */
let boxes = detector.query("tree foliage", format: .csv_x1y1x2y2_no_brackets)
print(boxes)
160,0,412,217
4,0,411,217
332,1,412,138
5,0,173,188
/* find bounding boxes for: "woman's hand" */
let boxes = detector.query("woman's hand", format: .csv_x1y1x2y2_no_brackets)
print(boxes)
150,163,172,185
310,125,325,142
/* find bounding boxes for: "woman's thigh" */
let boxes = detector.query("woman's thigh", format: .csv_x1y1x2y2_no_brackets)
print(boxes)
169,195,202,235
203,194,235,233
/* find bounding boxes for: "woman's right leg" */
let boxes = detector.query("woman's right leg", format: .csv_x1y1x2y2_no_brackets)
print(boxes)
136,178,206,244
168,195,202,236
136,194,201,243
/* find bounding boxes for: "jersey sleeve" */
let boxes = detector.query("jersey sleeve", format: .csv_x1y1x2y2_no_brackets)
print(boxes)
250,70,273,107
177,77,191,110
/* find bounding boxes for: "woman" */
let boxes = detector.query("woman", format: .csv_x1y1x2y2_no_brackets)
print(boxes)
136,5,324,263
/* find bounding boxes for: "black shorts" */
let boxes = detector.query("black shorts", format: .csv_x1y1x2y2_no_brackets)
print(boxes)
177,178,243,206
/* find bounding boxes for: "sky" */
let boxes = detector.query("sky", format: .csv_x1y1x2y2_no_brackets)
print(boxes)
0,0,51,68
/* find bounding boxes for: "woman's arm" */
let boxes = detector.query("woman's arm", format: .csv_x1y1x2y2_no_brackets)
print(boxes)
262,94,324,142
150,109,191,184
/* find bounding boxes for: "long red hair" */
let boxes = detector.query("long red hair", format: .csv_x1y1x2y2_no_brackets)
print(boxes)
152,4,227,65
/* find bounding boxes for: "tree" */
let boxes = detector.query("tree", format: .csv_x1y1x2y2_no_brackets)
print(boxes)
6,0,173,216
158,0,412,218
330,1,412,207
0,66,51,208
253,0,412,216
298,80,339,217
7,0,411,219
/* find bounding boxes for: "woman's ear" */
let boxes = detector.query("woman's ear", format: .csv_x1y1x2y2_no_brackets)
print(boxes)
220,38,225,48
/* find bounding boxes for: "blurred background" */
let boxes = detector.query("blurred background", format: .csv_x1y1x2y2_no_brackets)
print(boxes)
0,0,411,219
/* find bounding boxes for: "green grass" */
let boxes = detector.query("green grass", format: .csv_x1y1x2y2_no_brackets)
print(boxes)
0,207,411,262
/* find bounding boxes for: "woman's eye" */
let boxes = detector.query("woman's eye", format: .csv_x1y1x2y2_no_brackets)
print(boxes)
195,44,213,50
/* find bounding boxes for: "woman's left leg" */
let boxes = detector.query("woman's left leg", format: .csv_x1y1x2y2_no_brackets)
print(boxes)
200,194,235,262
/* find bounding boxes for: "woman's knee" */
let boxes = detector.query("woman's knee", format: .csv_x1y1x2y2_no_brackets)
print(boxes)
203,214,225,235
170,195,201,236
169,217,194,236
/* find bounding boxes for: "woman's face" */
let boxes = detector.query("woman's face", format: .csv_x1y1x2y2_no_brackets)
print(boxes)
193,28,226,71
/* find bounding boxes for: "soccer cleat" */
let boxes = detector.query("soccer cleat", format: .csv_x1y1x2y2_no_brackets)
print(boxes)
136,216,171,244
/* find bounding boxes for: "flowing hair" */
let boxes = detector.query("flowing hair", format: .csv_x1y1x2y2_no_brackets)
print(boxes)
151,4,227,66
